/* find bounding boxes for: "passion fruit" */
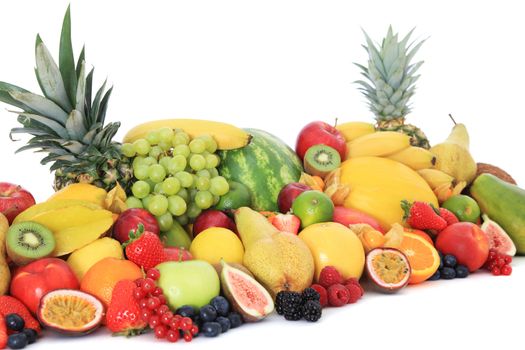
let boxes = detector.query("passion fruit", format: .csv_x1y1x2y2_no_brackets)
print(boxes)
365,248,411,293
37,289,104,336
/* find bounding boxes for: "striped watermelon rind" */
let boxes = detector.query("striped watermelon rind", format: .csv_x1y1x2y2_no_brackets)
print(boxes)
218,129,303,212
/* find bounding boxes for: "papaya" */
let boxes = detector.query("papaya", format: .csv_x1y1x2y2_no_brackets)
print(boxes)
470,174,525,254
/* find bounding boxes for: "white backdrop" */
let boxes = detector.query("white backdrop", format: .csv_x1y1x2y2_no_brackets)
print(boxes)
0,1,524,349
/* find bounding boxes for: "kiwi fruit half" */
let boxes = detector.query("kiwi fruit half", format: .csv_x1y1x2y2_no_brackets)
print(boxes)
303,144,341,178
6,222,56,266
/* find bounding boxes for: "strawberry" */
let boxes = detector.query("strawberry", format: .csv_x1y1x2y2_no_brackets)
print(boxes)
0,296,40,333
401,200,447,231
439,208,459,226
270,214,301,234
106,279,147,335
0,314,6,350
124,224,167,270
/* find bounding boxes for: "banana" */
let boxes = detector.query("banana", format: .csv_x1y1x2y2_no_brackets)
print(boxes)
386,146,437,171
336,121,376,142
417,169,456,190
122,119,251,150
346,131,411,159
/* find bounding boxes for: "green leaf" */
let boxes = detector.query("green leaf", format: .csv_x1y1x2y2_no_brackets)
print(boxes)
90,80,107,124
66,110,87,140
75,61,86,114
17,113,69,138
85,68,94,120
8,91,68,125
97,86,113,126
0,82,35,111
59,5,77,106
76,45,85,79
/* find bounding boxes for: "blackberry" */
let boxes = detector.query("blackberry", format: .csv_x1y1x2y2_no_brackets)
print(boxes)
301,288,320,303
275,291,303,321
302,300,322,322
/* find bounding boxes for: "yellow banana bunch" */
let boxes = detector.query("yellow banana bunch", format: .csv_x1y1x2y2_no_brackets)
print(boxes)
434,181,467,204
336,121,376,142
123,119,250,150
386,147,437,170
346,131,411,159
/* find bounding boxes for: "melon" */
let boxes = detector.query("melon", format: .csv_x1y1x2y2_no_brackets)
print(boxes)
218,129,303,211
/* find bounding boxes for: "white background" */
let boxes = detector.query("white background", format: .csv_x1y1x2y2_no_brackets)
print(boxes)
1,0,524,349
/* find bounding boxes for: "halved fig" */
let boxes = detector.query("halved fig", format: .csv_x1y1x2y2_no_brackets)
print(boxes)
366,248,411,293
481,214,517,256
37,289,104,336
220,260,274,322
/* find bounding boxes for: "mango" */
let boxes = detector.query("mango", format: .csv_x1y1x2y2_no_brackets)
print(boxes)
47,183,108,207
67,238,124,280
13,200,102,224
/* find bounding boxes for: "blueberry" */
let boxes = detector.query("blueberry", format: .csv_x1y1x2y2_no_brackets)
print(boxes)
5,314,25,332
216,316,231,333
441,266,456,279
438,256,444,270
199,305,218,322
428,270,441,281
176,305,196,319
455,265,469,278
228,312,243,329
201,322,222,337
22,329,38,345
7,333,28,350
443,255,457,268
210,296,230,317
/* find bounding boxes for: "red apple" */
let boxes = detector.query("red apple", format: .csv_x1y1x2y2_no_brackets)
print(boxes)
332,206,385,233
295,121,346,161
10,258,79,314
113,208,160,243
435,222,489,272
0,182,36,224
164,247,193,262
193,210,237,237
277,182,311,213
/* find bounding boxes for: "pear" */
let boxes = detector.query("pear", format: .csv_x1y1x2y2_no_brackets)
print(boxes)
430,115,477,184
234,207,314,296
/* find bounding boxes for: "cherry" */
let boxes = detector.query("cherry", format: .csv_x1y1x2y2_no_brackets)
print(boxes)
147,268,161,281
154,325,167,339
501,265,512,276
167,330,180,343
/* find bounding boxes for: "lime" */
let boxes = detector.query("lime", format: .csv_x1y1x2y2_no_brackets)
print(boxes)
442,195,481,223
291,190,334,228
214,181,252,211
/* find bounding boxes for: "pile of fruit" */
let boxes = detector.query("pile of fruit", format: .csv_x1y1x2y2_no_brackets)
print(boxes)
0,7,523,348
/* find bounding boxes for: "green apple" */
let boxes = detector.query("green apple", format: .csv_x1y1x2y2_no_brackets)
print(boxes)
160,221,191,249
156,260,220,310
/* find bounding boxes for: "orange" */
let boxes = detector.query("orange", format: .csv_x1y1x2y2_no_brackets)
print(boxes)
399,232,440,284
80,257,142,307
404,228,434,246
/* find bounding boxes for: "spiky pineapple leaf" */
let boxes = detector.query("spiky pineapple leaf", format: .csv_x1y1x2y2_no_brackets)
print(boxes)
85,68,94,118
17,113,69,138
66,110,87,140
76,45,85,79
0,82,34,111
75,61,86,114
97,86,113,126
8,91,68,124
59,5,77,106
90,79,107,124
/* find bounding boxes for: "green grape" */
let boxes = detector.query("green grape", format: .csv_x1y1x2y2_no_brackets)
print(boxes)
156,212,174,232
195,176,210,191
195,190,213,210
142,156,157,166
175,171,194,188
132,180,150,199
159,156,171,171
162,177,181,195
154,183,165,194
189,154,206,171
209,168,219,177
167,155,187,175
196,169,211,178
133,138,151,156
158,140,172,151
146,179,157,191
173,144,191,158
213,195,220,205
189,188,198,200
133,165,149,180
210,176,229,196
172,131,190,146
177,188,189,202
168,195,187,216
148,194,169,216
198,134,218,153
205,154,220,169
121,143,136,157
125,196,143,209
146,130,160,145
186,202,202,219
141,194,153,209
132,156,145,168
149,145,163,159
158,127,175,143
148,164,167,183
176,214,189,226
189,139,206,154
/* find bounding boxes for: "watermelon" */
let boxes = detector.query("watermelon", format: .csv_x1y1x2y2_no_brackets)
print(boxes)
218,129,303,211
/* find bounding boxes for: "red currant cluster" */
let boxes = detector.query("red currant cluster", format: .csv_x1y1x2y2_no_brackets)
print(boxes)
484,249,512,276
133,268,199,342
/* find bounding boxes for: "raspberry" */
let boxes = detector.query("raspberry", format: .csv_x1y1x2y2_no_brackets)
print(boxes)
310,284,328,307
344,278,364,297
501,265,512,276
319,266,343,288
344,284,362,304
327,284,349,307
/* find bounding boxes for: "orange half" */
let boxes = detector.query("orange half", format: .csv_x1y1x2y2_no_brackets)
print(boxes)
399,232,440,284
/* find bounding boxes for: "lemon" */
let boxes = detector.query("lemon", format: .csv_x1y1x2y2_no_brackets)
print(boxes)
189,227,244,264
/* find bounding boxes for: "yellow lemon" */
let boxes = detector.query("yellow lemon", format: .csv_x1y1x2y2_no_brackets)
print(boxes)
190,227,244,264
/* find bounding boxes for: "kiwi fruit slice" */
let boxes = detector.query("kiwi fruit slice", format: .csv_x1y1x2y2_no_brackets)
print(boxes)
6,222,56,266
303,144,341,178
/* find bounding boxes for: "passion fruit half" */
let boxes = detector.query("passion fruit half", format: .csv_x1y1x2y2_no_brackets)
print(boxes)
365,248,411,293
37,289,104,336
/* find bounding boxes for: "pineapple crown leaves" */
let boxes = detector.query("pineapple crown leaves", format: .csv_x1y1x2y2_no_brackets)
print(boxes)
0,5,120,167
355,26,427,119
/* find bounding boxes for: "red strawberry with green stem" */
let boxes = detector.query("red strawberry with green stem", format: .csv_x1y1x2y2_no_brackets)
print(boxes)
106,280,147,335
0,314,7,349
439,208,459,226
124,224,167,270
0,296,40,333
401,200,447,231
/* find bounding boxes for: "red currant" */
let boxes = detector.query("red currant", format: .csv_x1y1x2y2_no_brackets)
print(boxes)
169,317,180,330
141,309,152,322
158,295,167,305
149,315,161,328
491,267,501,276
147,268,161,281
152,287,163,297
504,256,513,264
488,250,497,259
135,278,145,287
190,325,199,335
154,325,167,339
501,265,512,276
156,304,170,315
142,278,156,293
147,297,161,310
139,298,148,309
161,311,174,325
496,258,506,268
179,317,193,331
133,287,146,300
183,332,193,342
167,330,179,343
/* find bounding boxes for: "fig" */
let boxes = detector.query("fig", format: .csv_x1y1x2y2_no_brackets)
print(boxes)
481,214,517,256
37,289,104,336
219,261,274,322
365,248,411,293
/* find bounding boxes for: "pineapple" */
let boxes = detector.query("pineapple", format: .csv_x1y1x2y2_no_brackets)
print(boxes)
355,26,430,149
0,7,131,191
